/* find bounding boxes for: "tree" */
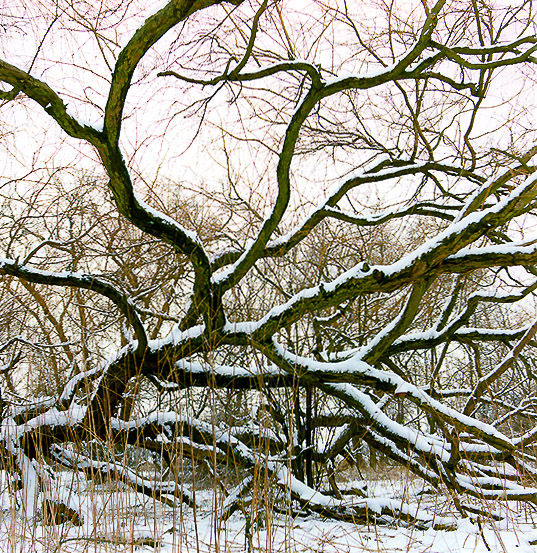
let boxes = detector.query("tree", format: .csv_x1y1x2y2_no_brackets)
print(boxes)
1,0,537,528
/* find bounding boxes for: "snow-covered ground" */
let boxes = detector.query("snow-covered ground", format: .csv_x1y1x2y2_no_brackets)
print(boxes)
1,468,537,552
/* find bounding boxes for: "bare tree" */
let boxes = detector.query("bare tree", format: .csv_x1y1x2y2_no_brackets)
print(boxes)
1,0,537,527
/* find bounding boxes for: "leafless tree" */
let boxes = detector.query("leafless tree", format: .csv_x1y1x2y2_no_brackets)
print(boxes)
1,0,537,527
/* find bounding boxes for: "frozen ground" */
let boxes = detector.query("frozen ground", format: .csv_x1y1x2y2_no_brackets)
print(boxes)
1,468,537,552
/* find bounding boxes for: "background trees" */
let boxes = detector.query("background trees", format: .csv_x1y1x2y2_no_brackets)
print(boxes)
1,0,537,528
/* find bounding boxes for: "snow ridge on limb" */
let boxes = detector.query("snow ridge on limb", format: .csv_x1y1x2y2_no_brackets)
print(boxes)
106,408,454,529
214,168,536,344
211,158,472,272
0,59,103,141
0,257,148,354
51,444,195,508
268,341,514,452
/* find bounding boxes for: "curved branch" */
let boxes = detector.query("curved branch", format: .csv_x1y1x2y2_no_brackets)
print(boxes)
159,59,323,87
0,258,147,354
211,160,474,271
104,0,228,145
0,59,102,143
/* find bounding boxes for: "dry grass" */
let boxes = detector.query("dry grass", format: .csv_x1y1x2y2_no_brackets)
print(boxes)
1,451,536,553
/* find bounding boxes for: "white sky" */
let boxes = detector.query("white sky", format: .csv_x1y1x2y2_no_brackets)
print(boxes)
0,0,536,231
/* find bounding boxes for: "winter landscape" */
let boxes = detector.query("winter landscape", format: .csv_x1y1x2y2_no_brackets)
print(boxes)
2,464,537,552
1,0,537,551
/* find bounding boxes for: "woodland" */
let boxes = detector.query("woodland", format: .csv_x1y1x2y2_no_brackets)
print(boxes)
0,0,537,534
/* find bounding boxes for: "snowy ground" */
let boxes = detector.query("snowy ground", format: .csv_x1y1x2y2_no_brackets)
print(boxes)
1,468,537,552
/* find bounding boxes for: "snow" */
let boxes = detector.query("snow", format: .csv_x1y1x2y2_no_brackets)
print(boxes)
211,167,537,363
271,341,514,453
212,240,254,284
371,169,537,278
59,366,103,404
322,44,438,86
236,58,315,79
0,404,86,442
62,105,104,132
213,159,537,298
1,468,536,552
133,192,202,245
0,257,87,280
174,358,282,378
148,323,205,351
450,241,537,259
